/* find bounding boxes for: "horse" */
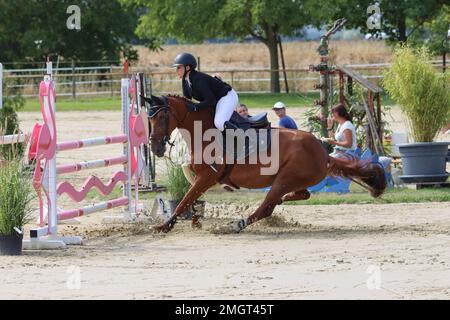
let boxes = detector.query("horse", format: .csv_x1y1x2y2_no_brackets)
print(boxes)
145,94,386,233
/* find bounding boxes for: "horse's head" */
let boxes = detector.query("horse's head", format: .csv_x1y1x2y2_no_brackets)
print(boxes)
143,95,187,157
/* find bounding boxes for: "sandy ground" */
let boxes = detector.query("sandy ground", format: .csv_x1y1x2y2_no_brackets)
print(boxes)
1,202,449,299
0,109,448,300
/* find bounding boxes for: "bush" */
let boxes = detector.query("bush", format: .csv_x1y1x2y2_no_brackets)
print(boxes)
164,136,191,201
165,159,191,201
0,162,34,236
1,77,25,160
383,45,450,142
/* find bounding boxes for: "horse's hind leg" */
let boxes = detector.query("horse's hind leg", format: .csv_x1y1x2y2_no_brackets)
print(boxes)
281,189,311,202
225,183,287,233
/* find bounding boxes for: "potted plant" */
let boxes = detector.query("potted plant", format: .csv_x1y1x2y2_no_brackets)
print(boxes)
383,45,450,183
165,159,193,219
165,134,206,221
0,161,34,255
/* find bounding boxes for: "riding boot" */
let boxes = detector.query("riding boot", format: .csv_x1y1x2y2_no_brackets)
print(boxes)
210,121,239,173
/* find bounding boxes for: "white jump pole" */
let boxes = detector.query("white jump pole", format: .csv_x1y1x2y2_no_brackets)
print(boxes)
46,62,59,239
121,78,133,219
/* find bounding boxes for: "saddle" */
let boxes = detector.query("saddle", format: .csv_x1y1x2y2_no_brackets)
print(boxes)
221,111,272,161
229,111,270,130
216,112,272,188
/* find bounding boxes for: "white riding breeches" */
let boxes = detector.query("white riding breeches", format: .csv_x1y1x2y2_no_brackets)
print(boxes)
214,89,238,131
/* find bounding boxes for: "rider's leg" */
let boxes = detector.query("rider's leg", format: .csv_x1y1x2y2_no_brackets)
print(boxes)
214,89,238,131
210,89,238,172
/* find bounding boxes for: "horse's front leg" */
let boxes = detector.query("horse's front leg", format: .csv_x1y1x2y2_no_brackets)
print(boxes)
155,174,216,233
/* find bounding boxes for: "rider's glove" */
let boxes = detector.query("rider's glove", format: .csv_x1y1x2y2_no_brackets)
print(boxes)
186,101,198,112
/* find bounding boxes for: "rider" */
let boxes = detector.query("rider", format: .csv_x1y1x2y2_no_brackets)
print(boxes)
173,52,239,130
173,52,240,171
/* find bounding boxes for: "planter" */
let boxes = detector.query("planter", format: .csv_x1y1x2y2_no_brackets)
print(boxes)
169,200,192,219
0,230,23,256
399,142,450,183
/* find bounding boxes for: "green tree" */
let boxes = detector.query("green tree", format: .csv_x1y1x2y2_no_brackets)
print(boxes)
412,4,450,56
324,0,447,44
130,0,315,93
0,0,138,64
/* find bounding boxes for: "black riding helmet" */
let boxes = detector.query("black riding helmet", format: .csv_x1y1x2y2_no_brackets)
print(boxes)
172,52,197,69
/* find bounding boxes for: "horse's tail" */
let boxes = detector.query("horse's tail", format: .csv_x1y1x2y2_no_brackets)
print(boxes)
327,156,387,198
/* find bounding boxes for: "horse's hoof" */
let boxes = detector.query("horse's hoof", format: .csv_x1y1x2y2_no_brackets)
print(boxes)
154,220,176,233
153,224,169,233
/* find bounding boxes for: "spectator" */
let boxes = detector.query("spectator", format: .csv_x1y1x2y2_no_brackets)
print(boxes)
325,103,357,159
237,103,250,117
272,102,298,129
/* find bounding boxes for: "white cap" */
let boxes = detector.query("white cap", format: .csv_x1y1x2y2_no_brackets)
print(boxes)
273,101,286,109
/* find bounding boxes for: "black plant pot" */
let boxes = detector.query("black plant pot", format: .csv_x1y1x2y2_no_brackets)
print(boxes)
0,231,23,256
399,142,450,183
169,200,193,219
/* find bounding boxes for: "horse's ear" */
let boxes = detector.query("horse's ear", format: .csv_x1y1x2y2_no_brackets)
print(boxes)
141,95,154,105
151,94,166,106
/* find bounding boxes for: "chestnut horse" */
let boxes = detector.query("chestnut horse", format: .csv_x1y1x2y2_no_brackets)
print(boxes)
146,95,386,233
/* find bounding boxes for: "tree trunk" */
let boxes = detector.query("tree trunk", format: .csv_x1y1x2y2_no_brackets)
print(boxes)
266,31,280,93
397,17,407,43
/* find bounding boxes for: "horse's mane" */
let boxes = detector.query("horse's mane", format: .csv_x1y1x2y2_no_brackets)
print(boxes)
167,94,189,103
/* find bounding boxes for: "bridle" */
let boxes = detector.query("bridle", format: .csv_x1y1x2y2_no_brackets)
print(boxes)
148,96,189,150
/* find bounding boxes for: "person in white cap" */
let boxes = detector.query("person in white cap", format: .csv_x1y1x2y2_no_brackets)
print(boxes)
272,101,298,129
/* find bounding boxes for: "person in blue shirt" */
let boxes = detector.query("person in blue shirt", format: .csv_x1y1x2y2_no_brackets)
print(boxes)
272,102,298,129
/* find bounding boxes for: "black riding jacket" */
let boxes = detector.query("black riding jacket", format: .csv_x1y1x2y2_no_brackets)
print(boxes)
182,70,232,110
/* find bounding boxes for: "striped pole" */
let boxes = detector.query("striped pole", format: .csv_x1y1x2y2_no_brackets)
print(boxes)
57,135,127,152
0,133,27,145
58,197,129,221
56,156,127,175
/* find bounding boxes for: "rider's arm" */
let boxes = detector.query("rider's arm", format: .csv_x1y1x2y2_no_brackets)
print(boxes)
193,84,217,110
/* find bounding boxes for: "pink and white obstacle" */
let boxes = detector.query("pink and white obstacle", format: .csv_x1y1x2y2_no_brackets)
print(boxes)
23,62,149,249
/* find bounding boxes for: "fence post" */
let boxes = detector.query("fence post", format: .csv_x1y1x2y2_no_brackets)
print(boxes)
231,71,234,88
278,36,289,94
0,63,3,109
71,59,76,99
197,56,201,71
110,65,114,96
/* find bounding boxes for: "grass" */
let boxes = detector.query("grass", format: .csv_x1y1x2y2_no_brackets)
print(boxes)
192,187,450,206
117,185,450,208
20,92,396,112
21,96,122,112
0,162,34,235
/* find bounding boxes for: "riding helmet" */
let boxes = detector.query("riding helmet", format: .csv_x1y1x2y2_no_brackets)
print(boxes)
173,52,197,69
